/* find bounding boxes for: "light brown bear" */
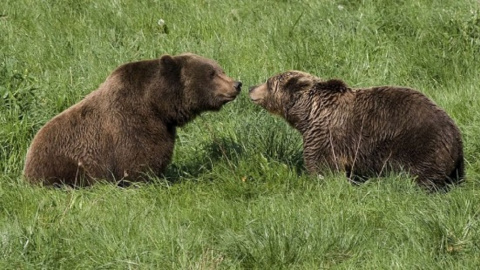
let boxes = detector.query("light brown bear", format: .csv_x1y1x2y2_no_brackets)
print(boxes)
249,71,464,191
24,53,242,186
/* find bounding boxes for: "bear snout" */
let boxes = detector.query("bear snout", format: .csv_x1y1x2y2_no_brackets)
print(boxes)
248,85,266,104
234,81,242,92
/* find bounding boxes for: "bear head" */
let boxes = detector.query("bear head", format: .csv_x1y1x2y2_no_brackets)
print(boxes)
159,53,242,113
248,71,318,116
249,71,349,130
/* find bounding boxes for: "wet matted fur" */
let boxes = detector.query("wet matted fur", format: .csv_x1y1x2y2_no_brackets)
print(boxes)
249,71,463,191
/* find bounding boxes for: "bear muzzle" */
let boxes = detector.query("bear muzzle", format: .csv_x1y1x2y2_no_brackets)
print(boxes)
248,84,266,105
218,81,242,104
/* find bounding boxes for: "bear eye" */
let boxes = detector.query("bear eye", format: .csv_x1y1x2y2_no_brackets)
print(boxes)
267,79,273,91
210,70,216,78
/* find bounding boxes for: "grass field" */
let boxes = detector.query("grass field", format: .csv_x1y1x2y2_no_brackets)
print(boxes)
2,0,480,268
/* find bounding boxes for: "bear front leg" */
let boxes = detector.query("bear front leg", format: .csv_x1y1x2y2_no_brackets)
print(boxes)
344,164,368,185
303,146,336,178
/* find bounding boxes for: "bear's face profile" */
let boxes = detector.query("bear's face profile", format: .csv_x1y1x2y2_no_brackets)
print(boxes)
248,71,315,116
160,53,242,113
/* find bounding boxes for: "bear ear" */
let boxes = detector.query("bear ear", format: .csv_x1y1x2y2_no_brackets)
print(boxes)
284,76,313,92
159,54,179,73
318,79,348,93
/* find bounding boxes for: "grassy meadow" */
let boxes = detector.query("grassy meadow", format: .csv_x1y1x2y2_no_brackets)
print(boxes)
2,0,480,268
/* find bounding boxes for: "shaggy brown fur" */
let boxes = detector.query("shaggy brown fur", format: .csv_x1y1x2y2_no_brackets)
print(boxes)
249,71,464,191
24,53,242,186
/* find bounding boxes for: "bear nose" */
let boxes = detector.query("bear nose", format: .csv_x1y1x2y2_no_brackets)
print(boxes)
234,81,242,92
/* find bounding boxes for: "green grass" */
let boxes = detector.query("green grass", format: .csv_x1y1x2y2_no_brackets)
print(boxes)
2,0,480,268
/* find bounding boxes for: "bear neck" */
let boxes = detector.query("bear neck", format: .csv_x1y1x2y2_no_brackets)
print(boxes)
147,90,200,128
146,83,202,127
284,94,311,134
162,104,200,127
285,91,353,135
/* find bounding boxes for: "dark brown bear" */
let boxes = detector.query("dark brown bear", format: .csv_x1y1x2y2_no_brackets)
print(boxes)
24,53,242,186
249,71,463,191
